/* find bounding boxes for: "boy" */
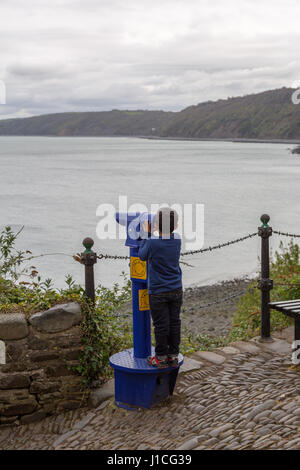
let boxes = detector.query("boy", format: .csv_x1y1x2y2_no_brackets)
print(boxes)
138,207,182,368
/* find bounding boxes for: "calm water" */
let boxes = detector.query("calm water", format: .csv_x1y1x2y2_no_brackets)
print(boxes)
0,136,299,289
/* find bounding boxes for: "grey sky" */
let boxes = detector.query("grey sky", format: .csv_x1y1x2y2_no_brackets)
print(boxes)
0,0,300,119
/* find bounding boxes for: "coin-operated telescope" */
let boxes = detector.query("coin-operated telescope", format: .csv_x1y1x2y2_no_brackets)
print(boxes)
115,211,155,250
109,212,183,410
115,212,155,358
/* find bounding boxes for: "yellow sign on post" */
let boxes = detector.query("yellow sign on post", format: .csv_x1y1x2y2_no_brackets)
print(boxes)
130,257,147,280
139,289,150,311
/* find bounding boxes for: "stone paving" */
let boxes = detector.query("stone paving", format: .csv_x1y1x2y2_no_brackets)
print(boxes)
0,328,299,450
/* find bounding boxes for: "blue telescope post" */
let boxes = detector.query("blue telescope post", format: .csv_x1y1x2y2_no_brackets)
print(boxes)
115,212,152,358
130,245,151,358
109,212,183,410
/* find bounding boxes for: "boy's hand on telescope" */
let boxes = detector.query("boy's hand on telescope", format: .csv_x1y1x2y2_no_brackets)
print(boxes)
142,221,152,234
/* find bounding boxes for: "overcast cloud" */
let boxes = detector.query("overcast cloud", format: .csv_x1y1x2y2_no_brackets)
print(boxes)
0,0,300,119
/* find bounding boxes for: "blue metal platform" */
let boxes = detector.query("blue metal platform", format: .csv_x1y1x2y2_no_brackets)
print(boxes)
109,347,183,373
110,348,184,409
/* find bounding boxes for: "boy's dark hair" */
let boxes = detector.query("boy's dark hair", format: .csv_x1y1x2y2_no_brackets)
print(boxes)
157,207,178,234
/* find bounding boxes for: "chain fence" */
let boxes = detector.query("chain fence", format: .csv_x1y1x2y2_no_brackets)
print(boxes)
25,228,300,263
96,231,259,260
97,253,130,260
273,282,300,288
93,228,300,311
180,232,258,256
191,287,257,310
109,286,258,317
94,228,300,263
273,230,300,238
23,227,300,311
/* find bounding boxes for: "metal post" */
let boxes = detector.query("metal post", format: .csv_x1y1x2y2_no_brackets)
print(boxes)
295,319,300,342
258,214,273,341
81,237,97,305
293,318,300,364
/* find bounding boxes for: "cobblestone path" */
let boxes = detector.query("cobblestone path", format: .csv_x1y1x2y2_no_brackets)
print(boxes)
1,331,300,450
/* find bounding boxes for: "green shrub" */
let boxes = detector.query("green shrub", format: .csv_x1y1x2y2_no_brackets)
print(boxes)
74,278,133,386
0,225,134,386
179,240,300,354
228,240,299,342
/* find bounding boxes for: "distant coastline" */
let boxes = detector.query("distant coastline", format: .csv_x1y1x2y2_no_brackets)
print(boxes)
0,134,300,145
140,136,300,145
0,88,300,141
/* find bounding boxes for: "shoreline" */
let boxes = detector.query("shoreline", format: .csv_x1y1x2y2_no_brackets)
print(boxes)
120,277,253,338
140,135,300,145
0,134,299,145
181,278,252,337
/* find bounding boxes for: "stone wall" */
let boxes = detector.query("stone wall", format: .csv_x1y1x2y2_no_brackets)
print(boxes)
0,302,88,426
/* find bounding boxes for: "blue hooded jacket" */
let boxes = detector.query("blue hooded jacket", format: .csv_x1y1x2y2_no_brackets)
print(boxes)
138,234,182,294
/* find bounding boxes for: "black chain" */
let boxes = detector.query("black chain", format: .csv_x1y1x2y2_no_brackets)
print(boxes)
181,232,258,256
274,282,300,287
194,287,256,309
96,232,258,260
83,226,300,313
96,229,300,260
273,230,300,238
107,310,132,318
97,253,130,260
108,287,256,317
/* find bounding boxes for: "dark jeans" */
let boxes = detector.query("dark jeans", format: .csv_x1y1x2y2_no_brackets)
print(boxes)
149,288,182,357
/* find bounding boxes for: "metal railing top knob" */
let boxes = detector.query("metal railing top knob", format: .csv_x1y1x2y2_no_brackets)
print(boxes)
260,214,270,227
82,237,94,253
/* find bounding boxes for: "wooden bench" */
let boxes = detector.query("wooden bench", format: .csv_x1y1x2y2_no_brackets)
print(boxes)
269,300,300,362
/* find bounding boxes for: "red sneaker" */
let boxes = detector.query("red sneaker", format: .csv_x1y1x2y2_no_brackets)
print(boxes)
168,355,179,367
147,355,168,368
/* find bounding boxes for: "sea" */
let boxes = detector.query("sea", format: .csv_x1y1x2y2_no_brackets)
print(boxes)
0,136,299,289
